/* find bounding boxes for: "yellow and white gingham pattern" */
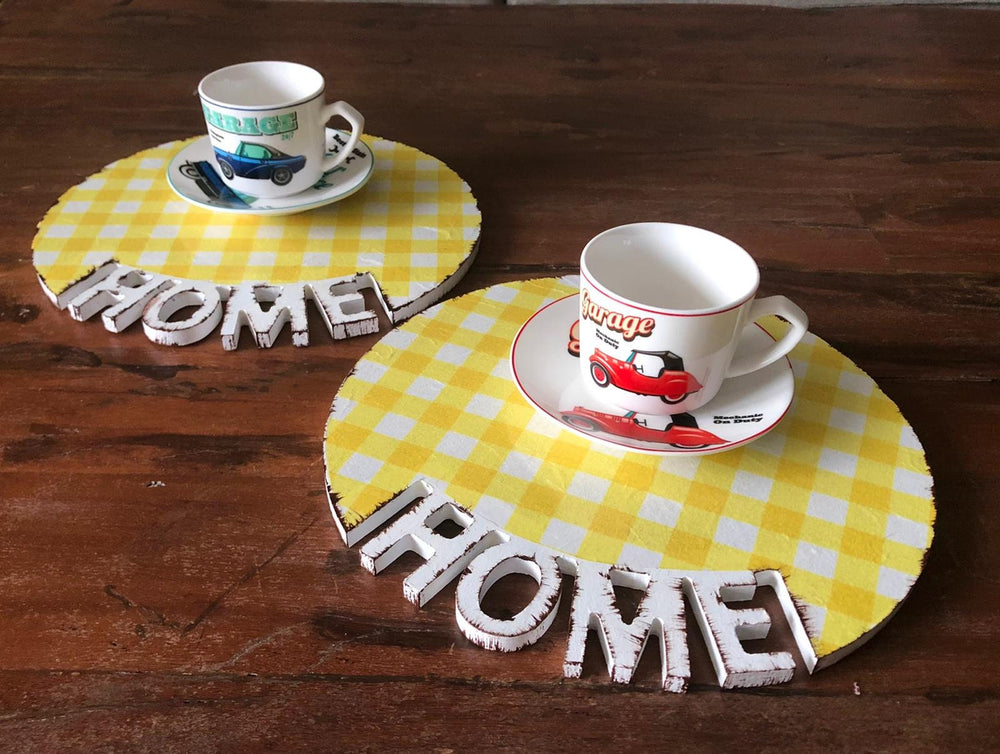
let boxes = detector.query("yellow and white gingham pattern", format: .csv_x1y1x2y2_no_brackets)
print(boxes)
324,277,935,661
32,136,480,309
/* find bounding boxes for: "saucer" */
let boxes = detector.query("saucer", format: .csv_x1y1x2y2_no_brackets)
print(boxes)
166,129,374,216
510,294,795,456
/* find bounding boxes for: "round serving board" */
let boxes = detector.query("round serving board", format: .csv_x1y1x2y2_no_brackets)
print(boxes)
32,135,481,348
323,276,935,685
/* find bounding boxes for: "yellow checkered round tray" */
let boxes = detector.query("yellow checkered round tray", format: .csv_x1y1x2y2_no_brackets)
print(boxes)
32,135,481,340
324,276,935,665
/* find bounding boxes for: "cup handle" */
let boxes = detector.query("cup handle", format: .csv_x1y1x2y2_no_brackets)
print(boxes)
320,101,365,172
725,295,808,378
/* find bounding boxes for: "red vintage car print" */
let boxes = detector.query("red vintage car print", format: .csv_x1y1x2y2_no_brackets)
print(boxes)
588,348,703,404
560,407,726,449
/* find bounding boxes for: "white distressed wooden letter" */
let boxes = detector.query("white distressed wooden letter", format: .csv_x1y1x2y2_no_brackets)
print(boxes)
565,563,690,693
686,571,796,689
756,570,818,674
142,281,223,347
359,492,505,607
40,259,118,310
307,276,380,340
455,540,562,653
220,283,309,350
68,266,174,332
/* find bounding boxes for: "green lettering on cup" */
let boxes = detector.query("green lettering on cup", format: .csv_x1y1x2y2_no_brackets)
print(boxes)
258,112,299,135
259,116,279,135
202,104,223,128
278,112,298,134
237,118,262,136
201,106,299,136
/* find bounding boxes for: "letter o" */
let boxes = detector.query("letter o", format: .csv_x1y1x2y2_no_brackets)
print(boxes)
142,283,223,346
455,541,562,653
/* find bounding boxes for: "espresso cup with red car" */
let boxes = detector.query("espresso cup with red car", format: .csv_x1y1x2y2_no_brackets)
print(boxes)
578,223,808,416
198,61,364,199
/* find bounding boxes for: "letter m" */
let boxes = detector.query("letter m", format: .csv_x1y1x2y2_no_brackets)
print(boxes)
564,562,690,693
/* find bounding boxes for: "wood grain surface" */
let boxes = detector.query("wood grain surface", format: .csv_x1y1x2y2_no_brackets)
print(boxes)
1,1,998,750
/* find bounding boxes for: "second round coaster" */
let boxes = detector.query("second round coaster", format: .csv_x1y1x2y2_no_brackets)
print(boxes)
323,276,935,689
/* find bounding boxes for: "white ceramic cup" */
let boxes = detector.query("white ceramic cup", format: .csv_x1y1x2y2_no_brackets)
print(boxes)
579,223,808,415
198,61,364,199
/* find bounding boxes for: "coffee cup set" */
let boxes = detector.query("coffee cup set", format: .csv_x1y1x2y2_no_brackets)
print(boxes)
168,62,809,456
166,61,374,216
511,223,809,455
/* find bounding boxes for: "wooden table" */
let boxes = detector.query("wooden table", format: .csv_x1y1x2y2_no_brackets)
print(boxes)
2,1,998,749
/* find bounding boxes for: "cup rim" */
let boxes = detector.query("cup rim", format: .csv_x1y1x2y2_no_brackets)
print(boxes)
198,60,325,111
580,222,760,317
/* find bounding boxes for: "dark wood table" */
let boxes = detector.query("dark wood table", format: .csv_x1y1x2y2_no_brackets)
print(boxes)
2,1,998,749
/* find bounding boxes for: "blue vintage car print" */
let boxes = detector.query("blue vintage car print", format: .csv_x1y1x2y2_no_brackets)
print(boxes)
212,141,307,186
179,160,247,205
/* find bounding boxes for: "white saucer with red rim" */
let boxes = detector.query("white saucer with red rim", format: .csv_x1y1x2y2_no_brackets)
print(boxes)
510,294,796,456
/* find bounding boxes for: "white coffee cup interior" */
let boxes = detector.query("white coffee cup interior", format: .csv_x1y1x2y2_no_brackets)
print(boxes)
581,223,760,312
199,61,324,109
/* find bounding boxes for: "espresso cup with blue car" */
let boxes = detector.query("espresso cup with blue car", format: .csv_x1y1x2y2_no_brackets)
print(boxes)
198,61,364,199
